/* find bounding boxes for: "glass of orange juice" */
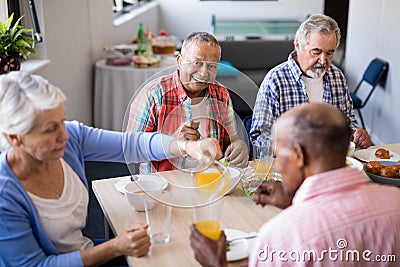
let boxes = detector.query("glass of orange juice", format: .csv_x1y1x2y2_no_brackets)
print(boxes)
252,139,274,179
193,199,224,240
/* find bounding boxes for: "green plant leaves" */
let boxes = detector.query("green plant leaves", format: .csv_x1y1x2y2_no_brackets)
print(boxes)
0,13,36,60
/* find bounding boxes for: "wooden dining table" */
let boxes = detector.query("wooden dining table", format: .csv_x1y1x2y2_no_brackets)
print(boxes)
92,143,400,267
92,168,282,267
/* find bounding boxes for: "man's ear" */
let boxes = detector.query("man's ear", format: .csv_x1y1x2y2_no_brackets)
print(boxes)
294,39,300,51
6,134,21,147
176,54,182,70
291,142,305,168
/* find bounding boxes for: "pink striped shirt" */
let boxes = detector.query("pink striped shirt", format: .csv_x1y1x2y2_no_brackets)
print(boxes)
249,167,400,266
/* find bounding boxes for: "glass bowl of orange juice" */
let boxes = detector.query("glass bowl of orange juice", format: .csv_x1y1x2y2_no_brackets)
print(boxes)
191,160,230,202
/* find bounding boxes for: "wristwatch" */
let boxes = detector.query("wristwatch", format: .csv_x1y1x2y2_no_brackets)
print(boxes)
181,140,189,159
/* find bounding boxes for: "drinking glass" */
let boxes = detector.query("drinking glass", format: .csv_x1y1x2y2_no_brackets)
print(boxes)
193,199,224,240
241,139,274,198
252,139,274,179
144,198,172,244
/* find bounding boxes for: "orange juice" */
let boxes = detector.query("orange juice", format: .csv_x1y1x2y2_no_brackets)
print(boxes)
194,167,230,195
253,158,273,178
195,169,221,187
195,220,221,240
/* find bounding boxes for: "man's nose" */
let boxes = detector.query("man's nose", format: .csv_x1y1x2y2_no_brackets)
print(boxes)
198,63,208,76
318,53,327,64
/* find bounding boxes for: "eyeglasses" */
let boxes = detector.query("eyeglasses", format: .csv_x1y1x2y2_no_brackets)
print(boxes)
183,60,219,72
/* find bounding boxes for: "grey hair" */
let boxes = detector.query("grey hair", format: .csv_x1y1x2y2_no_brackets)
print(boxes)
0,72,66,151
295,14,341,49
180,32,221,59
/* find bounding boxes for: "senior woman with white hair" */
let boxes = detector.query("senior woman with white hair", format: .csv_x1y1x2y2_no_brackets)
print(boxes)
0,72,221,267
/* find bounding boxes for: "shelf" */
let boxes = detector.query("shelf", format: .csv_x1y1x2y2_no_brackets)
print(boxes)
20,59,50,73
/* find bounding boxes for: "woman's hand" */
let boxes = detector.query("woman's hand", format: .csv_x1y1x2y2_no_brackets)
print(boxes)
171,138,223,163
80,223,150,266
113,223,150,257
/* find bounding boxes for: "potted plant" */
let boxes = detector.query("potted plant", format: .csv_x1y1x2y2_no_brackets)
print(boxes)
0,13,37,74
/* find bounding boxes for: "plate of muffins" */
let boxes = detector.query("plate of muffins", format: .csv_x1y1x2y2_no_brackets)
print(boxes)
364,160,400,187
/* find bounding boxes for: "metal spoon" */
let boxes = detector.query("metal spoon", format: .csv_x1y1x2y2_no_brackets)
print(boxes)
227,232,258,244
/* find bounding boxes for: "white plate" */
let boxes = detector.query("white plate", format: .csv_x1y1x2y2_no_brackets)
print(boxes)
346,157,363,171
354,148,400,162
225,229,254,261
114,175,168,193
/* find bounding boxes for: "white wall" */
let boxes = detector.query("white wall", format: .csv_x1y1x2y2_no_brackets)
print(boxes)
0,2,7,21
88,0,160,63
158,0,324,39
34,0,158,125
345,0,400,144
37,0,92,124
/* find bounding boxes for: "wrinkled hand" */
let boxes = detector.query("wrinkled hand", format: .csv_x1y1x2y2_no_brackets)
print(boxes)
113,223,150,257
352,128,371,148
224,140,248,168
179,121,201,141
190,225,227,267
252,181,293,209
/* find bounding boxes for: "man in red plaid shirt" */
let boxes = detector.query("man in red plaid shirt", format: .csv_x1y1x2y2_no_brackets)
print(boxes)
127,32,248,173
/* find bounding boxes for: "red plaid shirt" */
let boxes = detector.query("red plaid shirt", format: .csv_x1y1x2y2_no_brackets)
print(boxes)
127,70,237,173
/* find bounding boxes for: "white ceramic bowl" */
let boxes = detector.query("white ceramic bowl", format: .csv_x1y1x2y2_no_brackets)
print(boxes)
124,180,162,211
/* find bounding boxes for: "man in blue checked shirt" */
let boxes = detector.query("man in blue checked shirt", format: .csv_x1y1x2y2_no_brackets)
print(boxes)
250,14,371,148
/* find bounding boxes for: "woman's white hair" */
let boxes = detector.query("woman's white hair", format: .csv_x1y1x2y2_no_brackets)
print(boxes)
295,14,341,50
0,72,66,151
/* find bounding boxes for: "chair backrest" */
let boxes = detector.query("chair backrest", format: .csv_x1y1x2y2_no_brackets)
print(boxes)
226,88,253,121
362,58,389,87
354,58,389,107
243,116,253,160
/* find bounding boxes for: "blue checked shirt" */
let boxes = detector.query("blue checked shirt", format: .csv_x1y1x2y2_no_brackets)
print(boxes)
251,51,358,143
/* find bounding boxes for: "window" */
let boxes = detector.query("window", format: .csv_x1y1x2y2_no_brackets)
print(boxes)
6,0,42,43
113,0,153,18
200,0,278,1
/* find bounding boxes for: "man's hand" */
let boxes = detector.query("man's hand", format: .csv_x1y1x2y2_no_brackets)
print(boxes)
224,140,248,168
190,225,227,267
179,121,201,141
352,128,371,148
252,181,293,209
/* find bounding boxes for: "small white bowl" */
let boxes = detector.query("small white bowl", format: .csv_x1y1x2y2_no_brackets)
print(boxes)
347,141,356,157
124,180,162,211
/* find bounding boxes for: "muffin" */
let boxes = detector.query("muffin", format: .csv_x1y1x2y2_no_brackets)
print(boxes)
375,148,390,159
365,161,384,174
380,166,398,178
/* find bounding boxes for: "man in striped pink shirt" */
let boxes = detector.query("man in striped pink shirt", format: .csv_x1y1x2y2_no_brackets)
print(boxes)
190,103,400,266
